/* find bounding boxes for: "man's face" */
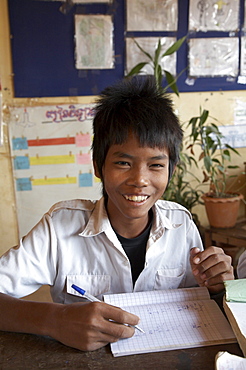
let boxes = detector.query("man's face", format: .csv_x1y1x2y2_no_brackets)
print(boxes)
94,134,169,235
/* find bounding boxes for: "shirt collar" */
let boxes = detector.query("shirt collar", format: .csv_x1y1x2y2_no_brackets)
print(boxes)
152,201,183,231
79,197,185,238
79,197,111,237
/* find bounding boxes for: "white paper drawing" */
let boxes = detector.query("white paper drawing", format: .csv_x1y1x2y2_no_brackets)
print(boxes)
189,0,240,32
189,37,239,77
126,37,177,77
75,14,114,69
126,0,178,31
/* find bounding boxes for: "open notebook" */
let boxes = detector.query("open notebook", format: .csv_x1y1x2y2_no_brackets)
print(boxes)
103,287,236,357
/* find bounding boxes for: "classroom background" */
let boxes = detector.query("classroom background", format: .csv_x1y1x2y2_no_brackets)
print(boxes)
1,0,246,259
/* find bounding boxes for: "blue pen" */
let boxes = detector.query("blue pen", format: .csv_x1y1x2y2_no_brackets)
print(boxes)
71,284,101,302
71,284,145,333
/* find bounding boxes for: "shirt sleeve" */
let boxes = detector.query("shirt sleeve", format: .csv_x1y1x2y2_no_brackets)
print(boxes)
0,213,58,298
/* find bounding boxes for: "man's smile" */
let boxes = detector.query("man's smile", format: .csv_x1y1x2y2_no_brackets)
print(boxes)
124,195,149,202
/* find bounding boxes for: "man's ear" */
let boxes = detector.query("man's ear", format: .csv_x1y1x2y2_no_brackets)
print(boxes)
93,160,101,179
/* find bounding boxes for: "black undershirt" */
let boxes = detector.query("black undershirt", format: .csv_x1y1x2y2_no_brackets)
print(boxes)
115,214,153,285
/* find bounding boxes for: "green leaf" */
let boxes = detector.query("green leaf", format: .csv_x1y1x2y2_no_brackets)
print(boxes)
161,36,186,57
222,149,230,161
154,39,162,66
228,165,240,169
133,39,153,61
212,158,221,164
199,109,209,125
164,70,179,96
224,144,240,155
211,123,221,134
155,64,163,91
204,156,212,172
218,165,225,173
126,62,148,76
207,136,216,150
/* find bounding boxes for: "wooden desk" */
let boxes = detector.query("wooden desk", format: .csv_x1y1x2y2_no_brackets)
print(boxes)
0,331,243,370
204,219,246,268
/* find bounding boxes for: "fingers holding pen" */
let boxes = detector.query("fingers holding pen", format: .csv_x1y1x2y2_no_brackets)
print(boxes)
103,303,140,337
190,246,234,293
53,301,139,352
79,302,137,345
70,283,142,337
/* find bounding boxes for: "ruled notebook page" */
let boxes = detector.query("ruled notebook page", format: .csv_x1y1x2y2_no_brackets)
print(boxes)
103,287,236,357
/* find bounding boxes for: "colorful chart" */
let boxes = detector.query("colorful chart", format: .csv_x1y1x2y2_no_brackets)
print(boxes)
9,104,101,238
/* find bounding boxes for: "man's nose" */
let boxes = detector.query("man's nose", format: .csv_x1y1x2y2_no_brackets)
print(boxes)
127,167,149,187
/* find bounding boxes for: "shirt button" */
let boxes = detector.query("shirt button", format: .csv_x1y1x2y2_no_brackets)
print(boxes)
123,261,129,266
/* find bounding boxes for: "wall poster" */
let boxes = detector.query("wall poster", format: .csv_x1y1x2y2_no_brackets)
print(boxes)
126,0,178,31
189,37,239,77
75,14,114,69
189,0,240,32
8,103,102,238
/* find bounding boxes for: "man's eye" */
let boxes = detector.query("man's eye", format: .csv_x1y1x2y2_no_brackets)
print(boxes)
151,163,165,168
115,161,129,166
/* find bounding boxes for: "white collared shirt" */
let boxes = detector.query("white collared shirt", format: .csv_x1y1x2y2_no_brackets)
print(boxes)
0,198,203,303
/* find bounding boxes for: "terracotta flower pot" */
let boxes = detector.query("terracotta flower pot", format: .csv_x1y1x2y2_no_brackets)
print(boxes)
201,193,244,228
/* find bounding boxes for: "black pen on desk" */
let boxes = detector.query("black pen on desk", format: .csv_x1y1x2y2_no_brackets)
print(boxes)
71,284,145,333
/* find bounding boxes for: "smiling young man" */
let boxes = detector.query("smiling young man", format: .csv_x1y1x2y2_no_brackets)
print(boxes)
0,76,234,352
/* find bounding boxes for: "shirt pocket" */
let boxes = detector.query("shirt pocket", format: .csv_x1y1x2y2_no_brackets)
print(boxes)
65,274,111,304
154,265,185,290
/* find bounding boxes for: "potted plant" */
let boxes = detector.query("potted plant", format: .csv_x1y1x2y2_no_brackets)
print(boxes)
185,108,244,228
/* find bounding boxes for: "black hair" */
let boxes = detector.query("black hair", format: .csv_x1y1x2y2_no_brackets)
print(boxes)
92,76,183,196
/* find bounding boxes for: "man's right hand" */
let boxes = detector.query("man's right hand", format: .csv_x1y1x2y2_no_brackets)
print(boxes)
0,293,139,352
51,301,140,351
